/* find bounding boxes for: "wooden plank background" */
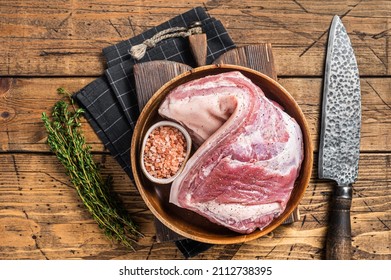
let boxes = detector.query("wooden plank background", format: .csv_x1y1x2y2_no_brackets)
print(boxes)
0,0,390,260
1,0,390,77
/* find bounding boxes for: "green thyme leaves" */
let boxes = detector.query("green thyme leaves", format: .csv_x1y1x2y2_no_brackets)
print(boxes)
41,88,142,249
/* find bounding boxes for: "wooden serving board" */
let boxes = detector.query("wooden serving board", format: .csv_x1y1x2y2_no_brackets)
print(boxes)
134,44,300,242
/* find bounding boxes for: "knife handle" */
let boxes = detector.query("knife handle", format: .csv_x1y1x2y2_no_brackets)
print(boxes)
326,185,352,260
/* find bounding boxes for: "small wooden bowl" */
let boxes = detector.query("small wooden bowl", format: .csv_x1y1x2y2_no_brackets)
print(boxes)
131,64,313,244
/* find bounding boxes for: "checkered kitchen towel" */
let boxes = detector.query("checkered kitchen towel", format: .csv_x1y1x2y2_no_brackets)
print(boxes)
73,7,235,258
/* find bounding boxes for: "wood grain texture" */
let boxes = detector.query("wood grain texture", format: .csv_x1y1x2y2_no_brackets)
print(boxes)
0,77,104,152
1,0,390,76
134,61,192,110
1,0,390,260
214,44,277,79
188,33,208,66
0,153,389,259
1,77,390,152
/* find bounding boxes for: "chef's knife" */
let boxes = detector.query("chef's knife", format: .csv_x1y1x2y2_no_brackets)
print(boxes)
318,15,361,260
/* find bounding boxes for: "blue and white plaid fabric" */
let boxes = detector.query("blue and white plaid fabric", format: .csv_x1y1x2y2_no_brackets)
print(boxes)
73,6,236,258
74,7,235,179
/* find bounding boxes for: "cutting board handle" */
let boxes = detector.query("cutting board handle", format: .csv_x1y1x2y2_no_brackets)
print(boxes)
326,185,352,260
188,33,207,66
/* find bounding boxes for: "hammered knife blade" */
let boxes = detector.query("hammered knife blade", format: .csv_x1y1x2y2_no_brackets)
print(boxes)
318,15,361,260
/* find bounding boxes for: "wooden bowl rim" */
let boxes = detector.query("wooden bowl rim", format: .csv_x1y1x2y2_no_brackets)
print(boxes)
131,64,313,244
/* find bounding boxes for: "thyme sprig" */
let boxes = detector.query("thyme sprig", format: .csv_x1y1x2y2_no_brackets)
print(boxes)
41,88,142,249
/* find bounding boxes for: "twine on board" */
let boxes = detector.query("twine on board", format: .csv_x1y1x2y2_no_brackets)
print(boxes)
129,22,203,60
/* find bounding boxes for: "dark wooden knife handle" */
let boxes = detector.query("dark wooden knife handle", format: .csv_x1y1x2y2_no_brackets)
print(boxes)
326,185,353,260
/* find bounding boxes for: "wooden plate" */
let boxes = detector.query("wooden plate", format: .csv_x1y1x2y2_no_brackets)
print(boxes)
130,64,313,244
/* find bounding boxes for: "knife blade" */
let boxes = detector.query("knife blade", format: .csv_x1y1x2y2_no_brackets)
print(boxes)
318,15,361,260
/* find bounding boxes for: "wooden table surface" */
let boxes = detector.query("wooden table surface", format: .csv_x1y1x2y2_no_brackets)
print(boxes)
1,0,390,260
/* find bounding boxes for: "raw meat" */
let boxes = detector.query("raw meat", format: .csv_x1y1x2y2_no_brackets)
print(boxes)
158,71,303,234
